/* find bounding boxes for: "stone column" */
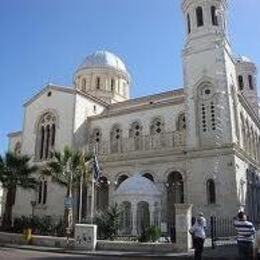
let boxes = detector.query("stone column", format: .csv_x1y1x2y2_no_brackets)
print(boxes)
150,204,155,226
174,204,193,252
132,205,137,236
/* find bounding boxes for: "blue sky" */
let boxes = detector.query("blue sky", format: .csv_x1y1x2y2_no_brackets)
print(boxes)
0,0,260,154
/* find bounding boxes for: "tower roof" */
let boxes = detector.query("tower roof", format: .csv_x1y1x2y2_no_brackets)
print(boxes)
78,50,128,74
115,176,160,196
236,56,253,63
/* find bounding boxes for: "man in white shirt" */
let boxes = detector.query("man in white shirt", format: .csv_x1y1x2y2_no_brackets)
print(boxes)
189,217,206,260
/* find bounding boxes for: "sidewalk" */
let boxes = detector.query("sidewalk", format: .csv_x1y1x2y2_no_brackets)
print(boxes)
0,243,239,259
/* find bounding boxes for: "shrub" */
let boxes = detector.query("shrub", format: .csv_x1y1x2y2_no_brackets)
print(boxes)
138,226,161,242
12,216,65,237
95,204,121,240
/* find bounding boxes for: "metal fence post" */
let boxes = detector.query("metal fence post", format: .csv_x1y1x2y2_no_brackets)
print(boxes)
210,216,215,249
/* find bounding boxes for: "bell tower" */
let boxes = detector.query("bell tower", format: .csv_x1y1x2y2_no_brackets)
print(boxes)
182,0,238,149
183,0,228,49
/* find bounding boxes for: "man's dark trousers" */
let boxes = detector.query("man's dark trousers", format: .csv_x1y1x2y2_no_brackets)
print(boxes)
238,241,254,260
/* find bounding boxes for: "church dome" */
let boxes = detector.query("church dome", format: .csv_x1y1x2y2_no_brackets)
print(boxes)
115,176,160,196
78,50,128,74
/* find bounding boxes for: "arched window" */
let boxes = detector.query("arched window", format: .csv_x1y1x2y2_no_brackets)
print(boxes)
92,128,102,153
96,77,101,89
36,112,56,160
137,201,150,234
187,14,191,34
122,82,127,96
116,174,129,188
150,117,163,135
177,113,186,131
129,121,143,151
38,179,47,205
196,6,204,27
110,124,122,153
207,179,216,204
150,117,165,148
211,6,218,26
82,78,87,92
120,201,132,235
143,173,154,182
248,75,254,90
14,142,21,156
96,176,109,210
238,75,244,90
166,172,184,234
111,78,115,92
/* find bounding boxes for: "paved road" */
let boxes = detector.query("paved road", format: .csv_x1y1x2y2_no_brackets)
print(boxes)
0,247,190,260
0,245,241,260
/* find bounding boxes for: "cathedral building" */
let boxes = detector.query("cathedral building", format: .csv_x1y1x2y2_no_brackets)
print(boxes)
7,0,260,235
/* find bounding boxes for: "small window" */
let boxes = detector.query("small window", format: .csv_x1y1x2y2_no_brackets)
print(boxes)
207,179,216,204
210,101,216,131
150,118,163,135
177,114,186,130
38,180,48,205
205,89,211,95
143,173,154,182
93,105,97,113
96,77,100,89
82,78,87,91
211,6,218,26
111,79,115,92
201,103,207,132
38,182,42,204
116,175,129,188
248,75,254,90
196,6,204,27
187,14,191,34
238,75,244,91
93,128,101,143
43,181,47,205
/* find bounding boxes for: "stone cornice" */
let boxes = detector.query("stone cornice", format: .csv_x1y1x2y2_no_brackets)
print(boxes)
89,89,185,120
182,0,228,12
74,66,131,81
233,143,260,170
7,131,22,138
100,143,260,171
100,148,187,167
75,89,110,107
238,93,260,128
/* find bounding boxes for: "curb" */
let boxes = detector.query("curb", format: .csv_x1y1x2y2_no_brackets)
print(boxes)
0,243,240,259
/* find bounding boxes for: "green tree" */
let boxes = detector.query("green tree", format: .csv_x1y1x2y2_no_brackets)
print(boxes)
0,152,38,230
42,147,92,232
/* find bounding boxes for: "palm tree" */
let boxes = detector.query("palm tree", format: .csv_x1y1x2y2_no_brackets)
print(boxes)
42,147,92,232
0,152,38,230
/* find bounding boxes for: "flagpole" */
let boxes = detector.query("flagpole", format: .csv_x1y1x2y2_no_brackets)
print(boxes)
90,147,96,224
78,171,83,223
90,166,95,224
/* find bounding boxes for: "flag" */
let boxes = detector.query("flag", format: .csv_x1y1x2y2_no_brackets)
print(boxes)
93,153,101,181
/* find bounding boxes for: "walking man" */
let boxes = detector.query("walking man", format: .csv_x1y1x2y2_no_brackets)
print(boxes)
234,211,256,260
189,217,206,260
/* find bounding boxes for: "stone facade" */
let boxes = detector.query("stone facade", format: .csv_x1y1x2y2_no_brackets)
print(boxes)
6,0,260,236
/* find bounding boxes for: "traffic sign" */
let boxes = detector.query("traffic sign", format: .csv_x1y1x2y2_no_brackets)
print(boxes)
64,196,73,209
